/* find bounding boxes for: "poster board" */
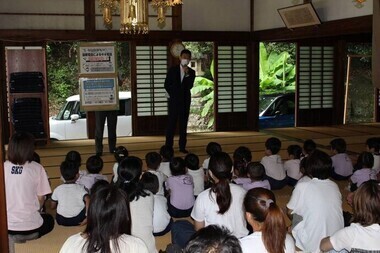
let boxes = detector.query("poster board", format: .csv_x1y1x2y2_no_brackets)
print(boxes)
79,43,116,74
79,77,119,111
78,42,118,111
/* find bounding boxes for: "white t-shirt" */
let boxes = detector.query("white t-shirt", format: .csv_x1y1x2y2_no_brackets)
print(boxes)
329,223,380,252
240,232,295,253
202,157,210,170
112,162,119,183
60,233,149,253
287,178,344,253
261,155,286,180
153,194,171,233
158,161,171,178
284,159,302,180
51,183,88,218
372,153,380,170
4,160,52,231
129,192,157,253
187,168,205,196
147,170,167,196
191,184,248,238
297,175,311,184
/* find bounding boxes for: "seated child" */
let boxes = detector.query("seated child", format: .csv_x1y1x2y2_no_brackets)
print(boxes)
320,180,380,252
365,137,380,171
202,142,222,170
233,146,252,178
51,161,90,226
302,139,316,158
240,188,295,253
77,155,108,192
284,144,303,187
112,145,129,183
350,151,376,192
287,150,344,252
346,152,377,207
261,137,287,190
166,157,195,218
158,145,174,178
65,150,82,168
145,151,166,196
62,150,82,182
297,155,312,184
330,138,353,180
202,142,222,190
185,153,204,197
235,162,270,191
140,172,172,236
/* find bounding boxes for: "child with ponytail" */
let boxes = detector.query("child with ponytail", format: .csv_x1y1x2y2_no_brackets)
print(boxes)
191,151,248,238
240,188,295,253
114,156,157,253
171,152,248,249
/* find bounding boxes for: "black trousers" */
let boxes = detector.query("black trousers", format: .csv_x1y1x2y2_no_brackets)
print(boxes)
95,110,118,153
165,101,190,150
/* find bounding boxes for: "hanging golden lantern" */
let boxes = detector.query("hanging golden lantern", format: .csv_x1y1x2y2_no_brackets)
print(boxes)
99,0,117,29
120,0,149,34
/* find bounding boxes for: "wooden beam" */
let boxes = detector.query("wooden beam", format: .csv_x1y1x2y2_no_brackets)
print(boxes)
0,41,9,252
254,15,372,42
0,30,251,43
84,0,96,32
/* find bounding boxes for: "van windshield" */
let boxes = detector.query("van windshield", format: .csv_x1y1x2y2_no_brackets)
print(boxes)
56,101,76,120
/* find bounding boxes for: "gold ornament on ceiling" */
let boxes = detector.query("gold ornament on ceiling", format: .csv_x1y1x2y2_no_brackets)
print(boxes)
99,0,183,34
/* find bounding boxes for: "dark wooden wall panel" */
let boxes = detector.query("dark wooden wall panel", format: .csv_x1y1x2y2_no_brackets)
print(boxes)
134,116,167,136
297,109,334,126
216,112,249,131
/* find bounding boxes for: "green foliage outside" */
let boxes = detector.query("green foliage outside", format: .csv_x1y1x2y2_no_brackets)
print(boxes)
259,42,296,95
191,60,215,129
46,42,79,115
183,42,215,131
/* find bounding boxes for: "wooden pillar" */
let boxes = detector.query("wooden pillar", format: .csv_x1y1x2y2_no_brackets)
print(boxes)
0,68,9,253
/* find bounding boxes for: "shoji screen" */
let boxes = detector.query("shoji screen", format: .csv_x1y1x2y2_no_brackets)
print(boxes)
215,45,249,130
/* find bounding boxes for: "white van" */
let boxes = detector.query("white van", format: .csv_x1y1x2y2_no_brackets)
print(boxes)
49,91,132,140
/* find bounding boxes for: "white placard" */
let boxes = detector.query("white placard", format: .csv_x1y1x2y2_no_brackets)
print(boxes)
80,77,119,111
79,44,116,74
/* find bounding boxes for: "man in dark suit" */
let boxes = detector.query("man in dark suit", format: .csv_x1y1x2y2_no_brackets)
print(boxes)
164,49,196,153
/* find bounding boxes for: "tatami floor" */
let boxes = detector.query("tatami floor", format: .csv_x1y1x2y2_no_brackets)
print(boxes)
14,123,380,253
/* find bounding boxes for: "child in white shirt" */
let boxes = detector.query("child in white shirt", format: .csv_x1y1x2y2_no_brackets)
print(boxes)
320,180,380,252
202,142,222,171
261,137,287,190
287,150,344,253
185,153,204,197
366,137,380,171
145,151,167,196
240,188,295,253
140,172,172,236
158,145,174,178
330,138,353,180
112,146,129,183
284,144,303,187
51,161,89,226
